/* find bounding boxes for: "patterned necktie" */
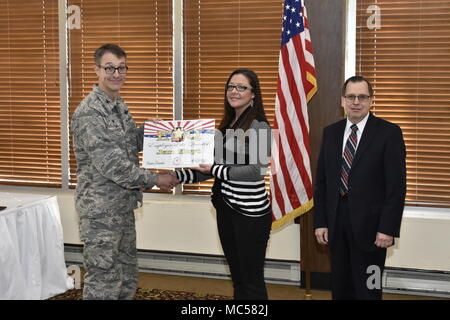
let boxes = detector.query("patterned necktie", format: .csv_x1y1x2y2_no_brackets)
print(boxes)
340,124,358,196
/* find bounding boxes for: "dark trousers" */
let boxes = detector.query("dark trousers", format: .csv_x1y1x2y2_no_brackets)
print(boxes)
330,196,387,300
212,195,272,300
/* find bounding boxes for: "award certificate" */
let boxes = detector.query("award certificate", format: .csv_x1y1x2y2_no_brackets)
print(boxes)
142,119,215,168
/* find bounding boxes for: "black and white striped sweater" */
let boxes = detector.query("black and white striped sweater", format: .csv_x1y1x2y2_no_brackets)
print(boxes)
176,118,272,217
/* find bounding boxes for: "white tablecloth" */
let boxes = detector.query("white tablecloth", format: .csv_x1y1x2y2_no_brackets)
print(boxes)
0,192,71,299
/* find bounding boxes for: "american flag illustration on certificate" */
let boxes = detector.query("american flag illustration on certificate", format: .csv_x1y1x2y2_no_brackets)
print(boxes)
142,119,216,168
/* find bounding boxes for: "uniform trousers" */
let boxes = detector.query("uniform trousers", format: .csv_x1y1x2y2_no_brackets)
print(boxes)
79,210,139,300
330,195,387,300
212,194,272,300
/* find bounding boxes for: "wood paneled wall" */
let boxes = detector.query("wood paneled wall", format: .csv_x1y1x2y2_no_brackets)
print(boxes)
300,0,346,275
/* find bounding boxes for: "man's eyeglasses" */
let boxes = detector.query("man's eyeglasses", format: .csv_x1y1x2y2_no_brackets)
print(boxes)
226,84,252,92
99,65,129,74
344,94,371,103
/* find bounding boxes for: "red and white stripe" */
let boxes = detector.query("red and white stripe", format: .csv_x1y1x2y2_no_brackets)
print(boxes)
270,1,317,230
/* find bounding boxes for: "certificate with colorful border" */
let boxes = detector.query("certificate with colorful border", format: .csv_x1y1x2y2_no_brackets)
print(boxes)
142,119,216,168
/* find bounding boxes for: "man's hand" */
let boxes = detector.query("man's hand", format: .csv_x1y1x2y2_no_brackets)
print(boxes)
315,227,329,245
374,232,394,248
156,171,179,191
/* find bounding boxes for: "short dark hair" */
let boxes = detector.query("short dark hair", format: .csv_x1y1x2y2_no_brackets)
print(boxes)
342,76,373,97
94,44,127,66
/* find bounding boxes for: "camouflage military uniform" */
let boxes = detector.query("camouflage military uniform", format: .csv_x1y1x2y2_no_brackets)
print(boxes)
71,84,158,300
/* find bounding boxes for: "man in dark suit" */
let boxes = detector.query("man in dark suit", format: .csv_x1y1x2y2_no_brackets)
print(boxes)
314,76,406,300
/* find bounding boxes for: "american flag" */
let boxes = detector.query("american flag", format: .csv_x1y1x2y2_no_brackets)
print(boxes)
270,0,317,230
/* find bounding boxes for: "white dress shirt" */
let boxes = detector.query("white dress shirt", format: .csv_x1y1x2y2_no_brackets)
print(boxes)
341,112,370,156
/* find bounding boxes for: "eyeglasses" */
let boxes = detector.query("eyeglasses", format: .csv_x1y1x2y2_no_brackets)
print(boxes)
344,94,371,103
226,84,252,92
99,65,129,74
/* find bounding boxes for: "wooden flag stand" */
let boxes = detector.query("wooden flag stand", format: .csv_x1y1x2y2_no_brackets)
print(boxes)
304,269,313,299
302,211,314,300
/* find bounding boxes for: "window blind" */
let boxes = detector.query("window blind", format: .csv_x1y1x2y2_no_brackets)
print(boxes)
67,0,174,188
356,0,450,207
183,0,283,194
0,0,61,187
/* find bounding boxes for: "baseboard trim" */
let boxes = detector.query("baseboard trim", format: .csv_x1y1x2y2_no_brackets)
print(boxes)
383,267,450,298
299,268,450,298
64,244,301,286
64,244,450,298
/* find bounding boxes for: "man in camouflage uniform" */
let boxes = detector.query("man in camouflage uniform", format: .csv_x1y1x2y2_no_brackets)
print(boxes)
71,44,178,300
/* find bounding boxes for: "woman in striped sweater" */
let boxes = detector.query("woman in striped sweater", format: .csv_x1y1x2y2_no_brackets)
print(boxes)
176,69,272,300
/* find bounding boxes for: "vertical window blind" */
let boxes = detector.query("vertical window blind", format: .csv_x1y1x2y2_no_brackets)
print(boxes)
183,0,283,194
67,0,173,187
356,0,450,207
0,0,61,187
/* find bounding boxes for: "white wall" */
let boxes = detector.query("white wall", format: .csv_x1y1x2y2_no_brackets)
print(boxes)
0,186,300,261
2,185,450,271
386,207,450,271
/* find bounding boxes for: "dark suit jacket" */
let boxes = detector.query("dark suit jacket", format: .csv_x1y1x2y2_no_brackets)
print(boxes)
313,112,406,252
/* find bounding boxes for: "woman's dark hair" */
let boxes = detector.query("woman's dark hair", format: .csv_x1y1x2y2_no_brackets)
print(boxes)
218,68,268,132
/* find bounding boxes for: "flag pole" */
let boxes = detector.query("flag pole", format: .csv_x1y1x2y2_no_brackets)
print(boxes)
303,211,313,300
271,0,317,300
